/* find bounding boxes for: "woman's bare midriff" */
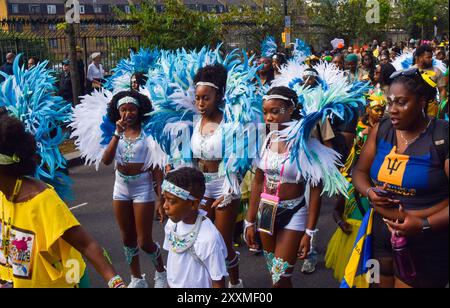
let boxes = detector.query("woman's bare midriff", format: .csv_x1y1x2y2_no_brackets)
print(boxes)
198,160,221,173
117,163,148,176
277,182,305,201
375,199,449,221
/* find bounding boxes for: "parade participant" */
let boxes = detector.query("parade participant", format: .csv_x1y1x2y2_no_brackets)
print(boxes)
143,46,261,288
104,48,159,92
244,79,367,287
245,87,322,287
102,90,167,288
345,54,359,83
0,113,125,288
190,64,244,287
392,45,447,117
353,68,449,288
162,167,228,288
332,54,345,71
325,89,386,285
0,54,72,199
71,89,168,288
272,53,287,79
257,57,275,87
359,53,376,82
130,72,148,91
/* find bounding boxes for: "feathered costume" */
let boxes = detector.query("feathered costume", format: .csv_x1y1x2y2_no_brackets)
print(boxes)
261,36,278,58
270,55,370,196
0,54,73,199
104,48,160,92
143,45,263,203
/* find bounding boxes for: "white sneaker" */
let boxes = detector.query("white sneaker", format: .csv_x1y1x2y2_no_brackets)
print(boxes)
128,274,148,288
154,270,168,288
228,279,243,288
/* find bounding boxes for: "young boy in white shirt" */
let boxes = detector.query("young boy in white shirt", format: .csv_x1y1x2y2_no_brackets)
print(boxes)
161,167,228,288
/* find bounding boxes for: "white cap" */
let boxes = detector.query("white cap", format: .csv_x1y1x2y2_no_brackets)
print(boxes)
91,52,101,59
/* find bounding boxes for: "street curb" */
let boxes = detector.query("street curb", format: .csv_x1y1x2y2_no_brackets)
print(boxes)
64,151,85,168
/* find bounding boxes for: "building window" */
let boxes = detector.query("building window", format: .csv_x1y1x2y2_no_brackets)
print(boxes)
31,23,41,32
15,23,23,32
29,4,41,14
80,5,85,14
11,4,19,14
202,5,207,12
47,5,56,15
94,6,102,13
125,5,131,14
49,39,58,49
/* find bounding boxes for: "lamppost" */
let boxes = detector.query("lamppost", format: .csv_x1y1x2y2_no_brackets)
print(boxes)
283,0,291,54
433,16,438,38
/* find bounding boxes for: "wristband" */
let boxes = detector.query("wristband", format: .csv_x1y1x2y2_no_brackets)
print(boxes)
114,130,123,139
305,228,318,237
337,220,344,227
108,275,125,288
243,220,256,245
366,187,374,199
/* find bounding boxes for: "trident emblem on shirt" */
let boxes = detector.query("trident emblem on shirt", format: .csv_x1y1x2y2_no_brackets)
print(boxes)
387,158,402,175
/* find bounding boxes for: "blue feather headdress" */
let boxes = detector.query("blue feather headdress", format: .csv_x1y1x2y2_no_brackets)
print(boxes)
104,48,160,92
261,36,278,58
291,39,312,63
0,54,73,199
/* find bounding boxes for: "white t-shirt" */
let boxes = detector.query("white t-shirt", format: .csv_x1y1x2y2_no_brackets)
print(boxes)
87,63,104,81
163,212,228,288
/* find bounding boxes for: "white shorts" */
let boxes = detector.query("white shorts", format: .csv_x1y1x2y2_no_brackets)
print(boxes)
113,171,155,203
203,173,224,200
283,205,308,232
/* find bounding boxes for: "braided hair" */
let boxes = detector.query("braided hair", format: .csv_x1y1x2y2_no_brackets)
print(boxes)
106,90,153,123
266,86,302,120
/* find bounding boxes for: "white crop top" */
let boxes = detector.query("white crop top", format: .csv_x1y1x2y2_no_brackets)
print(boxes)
115,132,148,165
258,132,303,185
191,119,223,161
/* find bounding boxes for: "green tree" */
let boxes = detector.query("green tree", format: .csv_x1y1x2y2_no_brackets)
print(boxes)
115,0,222,50
306,0,391,45
396,0,449,38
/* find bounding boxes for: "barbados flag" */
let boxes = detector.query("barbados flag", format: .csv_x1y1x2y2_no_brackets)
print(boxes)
340,208,374,288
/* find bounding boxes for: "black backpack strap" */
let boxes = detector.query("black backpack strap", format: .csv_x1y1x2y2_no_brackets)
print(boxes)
432,119,449,168
353,191,367,217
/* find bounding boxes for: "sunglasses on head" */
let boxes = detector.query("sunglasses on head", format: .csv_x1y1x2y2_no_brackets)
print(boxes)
390,67,419,80
390,67,437,88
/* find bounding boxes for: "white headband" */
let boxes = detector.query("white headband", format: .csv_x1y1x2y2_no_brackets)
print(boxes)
303,70,319,78
263,94,295,106
162,180,197,201
0,153,20,165
195,82,219,90
117,96,139,108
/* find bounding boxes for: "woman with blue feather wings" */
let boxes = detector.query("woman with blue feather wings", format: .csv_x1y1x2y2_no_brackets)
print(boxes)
0,54,73,200
70,85,169,288
145,45,263,288
244,58,369,287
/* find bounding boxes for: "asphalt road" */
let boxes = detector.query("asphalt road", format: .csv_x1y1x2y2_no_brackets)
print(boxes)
67,164,341,288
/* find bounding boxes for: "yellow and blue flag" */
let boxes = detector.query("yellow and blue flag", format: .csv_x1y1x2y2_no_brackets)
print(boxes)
340,208,374,288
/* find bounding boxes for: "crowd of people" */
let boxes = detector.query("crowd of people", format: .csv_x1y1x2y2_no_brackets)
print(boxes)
0,35,448,289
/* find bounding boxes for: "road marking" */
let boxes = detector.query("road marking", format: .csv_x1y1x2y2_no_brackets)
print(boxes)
70,202,88,211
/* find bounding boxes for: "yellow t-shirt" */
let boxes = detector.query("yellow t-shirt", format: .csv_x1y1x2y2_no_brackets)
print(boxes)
0,187,86,288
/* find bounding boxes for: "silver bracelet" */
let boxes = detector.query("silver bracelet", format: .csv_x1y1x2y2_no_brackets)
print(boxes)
305,228,318,237
114,130,123,139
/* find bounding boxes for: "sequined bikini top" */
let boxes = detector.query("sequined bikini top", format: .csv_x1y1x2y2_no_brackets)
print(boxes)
116,131,148,165
191,119,223,161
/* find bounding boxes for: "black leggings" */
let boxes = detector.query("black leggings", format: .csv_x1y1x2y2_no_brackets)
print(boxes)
372,212,449,288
